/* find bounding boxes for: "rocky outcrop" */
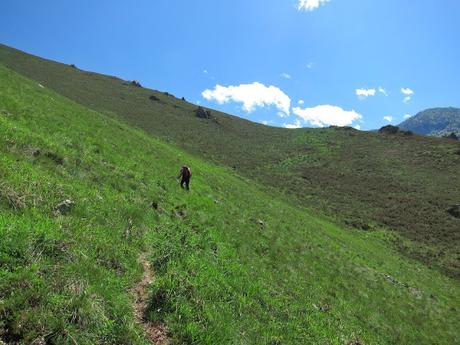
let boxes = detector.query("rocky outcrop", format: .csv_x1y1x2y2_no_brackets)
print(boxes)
378,125,414,136
196,106,212,119
445,132,458,141
53,199,75,216
378,125,400,135
447,205,460,219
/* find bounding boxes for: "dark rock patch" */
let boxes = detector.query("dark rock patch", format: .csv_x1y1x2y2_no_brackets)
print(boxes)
378,125,413,136
149,95,160,102
28,147,41,157
256,219,265,227
329,125,356,131
151,201,165,213
196,106,212,119
45,151,64,165
173,205,187,219
447,205,460,219
445,132,458,141
175,209,187,218
131,80,142,87
53,199,75,216
378,125,400,135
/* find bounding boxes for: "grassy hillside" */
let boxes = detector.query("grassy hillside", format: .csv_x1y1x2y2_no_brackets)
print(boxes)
399,107,460,137
1,64,460,344
1,43,459,279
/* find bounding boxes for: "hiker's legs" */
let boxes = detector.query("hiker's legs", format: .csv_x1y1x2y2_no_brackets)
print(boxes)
185,177,190,190
180,177,186,188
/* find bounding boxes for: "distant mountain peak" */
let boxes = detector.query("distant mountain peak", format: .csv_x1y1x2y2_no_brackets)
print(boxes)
398,107,460,137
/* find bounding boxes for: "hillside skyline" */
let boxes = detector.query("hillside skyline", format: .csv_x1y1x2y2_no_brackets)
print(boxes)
1,57,459,344
1,0,459,130
1,4,460,341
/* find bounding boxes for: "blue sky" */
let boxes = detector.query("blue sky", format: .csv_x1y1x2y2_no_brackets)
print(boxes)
1,0,459,130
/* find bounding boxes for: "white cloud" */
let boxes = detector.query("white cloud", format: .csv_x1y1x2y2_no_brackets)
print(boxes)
378,87,388,96
202,82,291,116
401,88,414,103
401,87,414,95
281,72,291,79
354,124,361,130
277,111,289,118
298,0,330,11
403,114,411,119
383,115,393,122
293,105,362,127
356,87,388,98
284,119,302,129
298,99,305,105
356,88,376,98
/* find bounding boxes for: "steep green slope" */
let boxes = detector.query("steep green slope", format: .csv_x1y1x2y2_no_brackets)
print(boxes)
1,44,460,280
1,65,460,344
399,107,460,137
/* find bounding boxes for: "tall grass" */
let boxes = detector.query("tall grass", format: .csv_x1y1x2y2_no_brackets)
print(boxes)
0,64,459,344
1,43,459,279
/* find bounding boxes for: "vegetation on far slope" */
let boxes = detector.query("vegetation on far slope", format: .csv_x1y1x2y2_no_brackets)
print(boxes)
399,107,460,137
1,64,460,344
1,43,459,279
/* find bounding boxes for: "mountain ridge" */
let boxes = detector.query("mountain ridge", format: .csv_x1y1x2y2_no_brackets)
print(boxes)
1,43,460,280
399,107,460,137
1,61,460,345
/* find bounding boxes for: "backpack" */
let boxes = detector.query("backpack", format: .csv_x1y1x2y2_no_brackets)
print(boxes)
183,166,192,178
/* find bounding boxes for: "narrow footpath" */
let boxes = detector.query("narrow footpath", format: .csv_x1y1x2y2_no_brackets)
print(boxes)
133,253,169,345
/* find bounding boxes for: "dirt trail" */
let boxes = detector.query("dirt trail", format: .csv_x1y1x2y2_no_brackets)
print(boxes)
133,253,169,345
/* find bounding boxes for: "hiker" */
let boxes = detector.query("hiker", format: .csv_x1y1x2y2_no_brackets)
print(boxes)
177,165,192,190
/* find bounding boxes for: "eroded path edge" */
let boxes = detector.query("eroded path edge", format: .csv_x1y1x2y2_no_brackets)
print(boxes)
133,253,169,345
